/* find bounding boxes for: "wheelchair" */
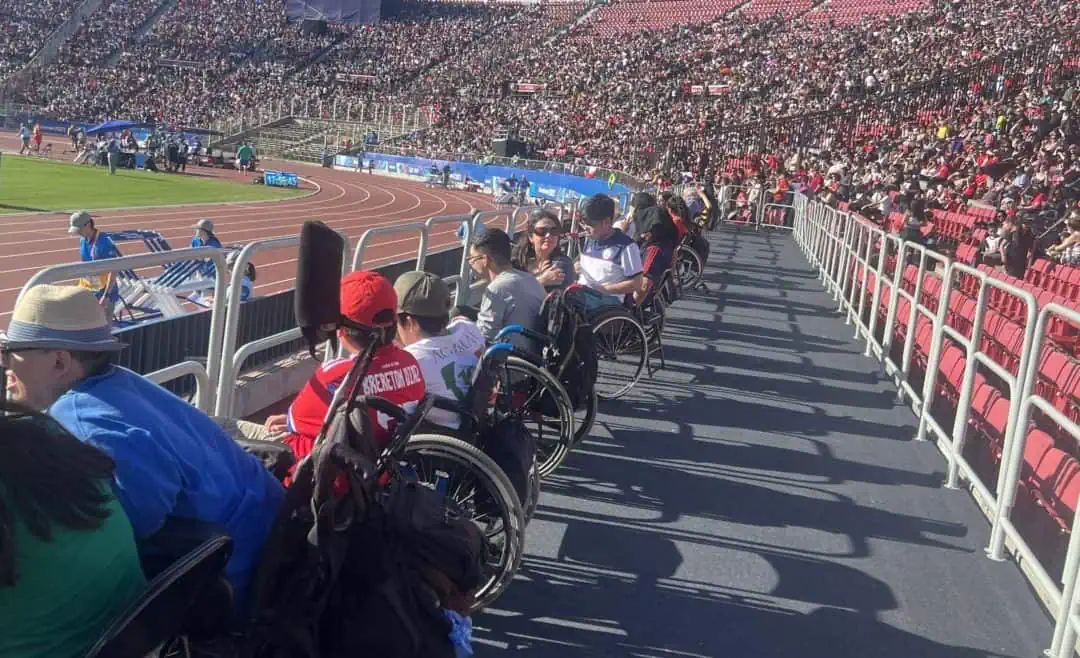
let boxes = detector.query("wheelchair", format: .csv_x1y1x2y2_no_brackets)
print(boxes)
222,345,527,616
110,397,525,657
580,274,675,400
232,394,526,616
676,213,711,291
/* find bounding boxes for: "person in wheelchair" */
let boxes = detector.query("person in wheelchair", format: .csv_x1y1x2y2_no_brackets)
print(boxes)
0,404,146,658
632,197,678,289
576,193,647,304
511,208,574,292
394,271,484,431
262,271,427,461
467,228,547,350
2,285,284,610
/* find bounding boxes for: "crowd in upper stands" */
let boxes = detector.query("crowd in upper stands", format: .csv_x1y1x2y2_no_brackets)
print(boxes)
0,0,1066,173
0,0,75,78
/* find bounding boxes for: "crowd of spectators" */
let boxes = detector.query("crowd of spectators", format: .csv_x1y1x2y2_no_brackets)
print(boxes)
4,0,1077,180
393,0,1075,172
0,0,78,79
705,77,1078,275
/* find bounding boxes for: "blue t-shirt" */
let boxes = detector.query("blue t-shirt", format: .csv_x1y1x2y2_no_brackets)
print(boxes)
190,236,222,277
80,233,121,302
80,232,120,263
50,366,284,604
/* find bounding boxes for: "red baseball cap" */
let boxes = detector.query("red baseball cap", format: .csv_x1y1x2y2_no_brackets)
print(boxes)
340,271,397,328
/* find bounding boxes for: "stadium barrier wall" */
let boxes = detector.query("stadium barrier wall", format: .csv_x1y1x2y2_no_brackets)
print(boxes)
332,153,634,210
794,200,1080,658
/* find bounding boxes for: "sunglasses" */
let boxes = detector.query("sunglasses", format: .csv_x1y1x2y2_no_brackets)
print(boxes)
0,346,39,366
532,226,560,238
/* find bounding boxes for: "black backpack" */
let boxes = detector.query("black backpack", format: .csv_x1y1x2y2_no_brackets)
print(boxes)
538,286,598,411
240,391,479,658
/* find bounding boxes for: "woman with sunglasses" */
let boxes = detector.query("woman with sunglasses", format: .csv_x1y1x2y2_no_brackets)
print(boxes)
0,402,145,658
512,209,574,292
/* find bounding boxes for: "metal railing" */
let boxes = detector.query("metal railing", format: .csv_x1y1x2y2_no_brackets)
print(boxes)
209,101,433,149
213,234,350,418
146,360,213,412
15,200,562,423
17,247,229,407
796,200,1080,658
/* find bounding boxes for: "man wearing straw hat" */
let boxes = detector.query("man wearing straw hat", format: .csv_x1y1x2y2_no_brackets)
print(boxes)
1,284,284,605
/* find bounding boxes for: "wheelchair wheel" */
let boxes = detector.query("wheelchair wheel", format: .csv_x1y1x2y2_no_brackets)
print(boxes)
501,356,575,479
591,308,648,400
399,434,524,611
677,244,703,289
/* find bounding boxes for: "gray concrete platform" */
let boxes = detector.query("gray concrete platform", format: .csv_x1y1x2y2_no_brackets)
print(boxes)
474,226,1053,658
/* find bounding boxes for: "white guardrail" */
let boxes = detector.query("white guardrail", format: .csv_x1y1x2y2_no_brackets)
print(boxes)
795,199,1080,658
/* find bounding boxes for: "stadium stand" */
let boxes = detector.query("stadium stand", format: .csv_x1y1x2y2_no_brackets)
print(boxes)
4,0,1080,652
0,0,79,78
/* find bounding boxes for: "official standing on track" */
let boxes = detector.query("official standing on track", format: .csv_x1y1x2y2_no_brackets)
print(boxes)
106,135,120,175
69,211,120,322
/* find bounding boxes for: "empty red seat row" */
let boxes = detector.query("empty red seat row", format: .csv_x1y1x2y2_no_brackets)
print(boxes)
846,235,1080,536
1028,259,1080,302
1023,429,1080,531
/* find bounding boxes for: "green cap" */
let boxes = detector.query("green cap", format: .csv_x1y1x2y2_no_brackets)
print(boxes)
394,271,452,319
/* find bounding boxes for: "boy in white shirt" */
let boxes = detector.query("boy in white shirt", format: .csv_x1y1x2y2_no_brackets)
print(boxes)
394,271,485,430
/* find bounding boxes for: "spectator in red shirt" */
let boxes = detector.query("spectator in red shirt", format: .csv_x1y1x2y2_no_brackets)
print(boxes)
263,271,426,462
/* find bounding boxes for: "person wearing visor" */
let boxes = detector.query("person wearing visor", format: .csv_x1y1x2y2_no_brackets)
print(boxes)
576,194,646,303
512,208,573,292
263,271,426,462
69,211,120,323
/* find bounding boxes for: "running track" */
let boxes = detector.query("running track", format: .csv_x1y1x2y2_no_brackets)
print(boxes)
0,136,498,320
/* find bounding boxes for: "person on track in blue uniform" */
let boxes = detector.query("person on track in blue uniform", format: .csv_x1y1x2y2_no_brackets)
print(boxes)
69,211,121,322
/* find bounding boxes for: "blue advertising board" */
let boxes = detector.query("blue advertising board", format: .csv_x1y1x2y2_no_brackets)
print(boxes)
264,170,298,188
335,153,634,209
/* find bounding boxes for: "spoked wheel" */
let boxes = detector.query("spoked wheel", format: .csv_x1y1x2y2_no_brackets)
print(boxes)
591,309,648,400
399,434,525,611
498,356,574,478
532,386,597,462
677,245,703,289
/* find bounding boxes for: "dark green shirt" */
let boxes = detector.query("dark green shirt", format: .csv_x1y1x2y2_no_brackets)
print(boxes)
0,485,146,658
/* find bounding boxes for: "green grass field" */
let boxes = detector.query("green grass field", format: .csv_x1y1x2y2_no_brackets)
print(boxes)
0,155,307,214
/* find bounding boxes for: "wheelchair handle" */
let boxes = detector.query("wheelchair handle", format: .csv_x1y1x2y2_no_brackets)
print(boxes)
494,324,550,344
481,342,515,366
378,393,435,461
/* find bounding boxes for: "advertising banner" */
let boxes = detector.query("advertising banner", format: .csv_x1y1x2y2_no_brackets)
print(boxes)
512,82,546,93
263,171,299,188
336,153,634,209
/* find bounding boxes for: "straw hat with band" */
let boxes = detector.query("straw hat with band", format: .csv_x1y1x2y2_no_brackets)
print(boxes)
2,285,124,352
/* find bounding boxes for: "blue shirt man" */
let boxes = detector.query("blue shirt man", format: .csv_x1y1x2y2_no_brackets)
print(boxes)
50,366,284,606
191,219,222,277
2,285,285,609
70,211,121,311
